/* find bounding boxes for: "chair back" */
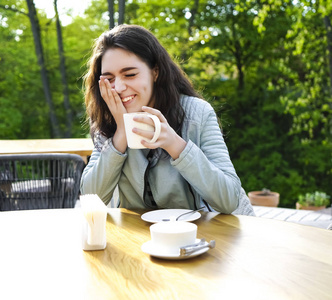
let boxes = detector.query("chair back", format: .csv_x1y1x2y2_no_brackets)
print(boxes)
0,153,85,210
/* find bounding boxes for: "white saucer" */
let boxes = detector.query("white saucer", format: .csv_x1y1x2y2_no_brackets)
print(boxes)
141,239,209,260
141,209,201,223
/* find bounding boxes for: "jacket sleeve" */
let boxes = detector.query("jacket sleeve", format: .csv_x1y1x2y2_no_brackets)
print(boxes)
80,136,127,205
171,102,241,213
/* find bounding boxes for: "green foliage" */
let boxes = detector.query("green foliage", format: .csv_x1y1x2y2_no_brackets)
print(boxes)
298,191,330,207
0,97,22,138
0,0,50,138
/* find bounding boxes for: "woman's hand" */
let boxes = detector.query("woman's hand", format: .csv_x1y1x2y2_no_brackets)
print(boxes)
134,106,187,159
99,76,127,125
99,76,127,153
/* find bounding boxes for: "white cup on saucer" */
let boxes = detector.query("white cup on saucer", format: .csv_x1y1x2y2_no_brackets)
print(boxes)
123,112,161,149
149,221,197,255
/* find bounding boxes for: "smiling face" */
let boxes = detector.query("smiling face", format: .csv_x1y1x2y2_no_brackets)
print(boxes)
101,48,158,113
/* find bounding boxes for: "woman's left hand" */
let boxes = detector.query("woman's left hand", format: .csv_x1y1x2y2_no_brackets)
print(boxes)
132,106,187,159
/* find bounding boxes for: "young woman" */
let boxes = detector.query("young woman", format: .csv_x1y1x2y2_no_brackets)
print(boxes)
80,24,254,215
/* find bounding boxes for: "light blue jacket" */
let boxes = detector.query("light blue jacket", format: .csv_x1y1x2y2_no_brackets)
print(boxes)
80,95,255,216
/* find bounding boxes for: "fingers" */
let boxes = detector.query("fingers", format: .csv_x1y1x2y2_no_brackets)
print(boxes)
99,78,108,101
132,127,155,139
132,122,167,150
141,106,167,123
99,76,113,102
99,76,123,110
130,107,182,153
136,107,168,147
132,114,155,127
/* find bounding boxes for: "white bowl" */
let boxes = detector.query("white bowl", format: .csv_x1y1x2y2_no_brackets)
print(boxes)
150,221,197,254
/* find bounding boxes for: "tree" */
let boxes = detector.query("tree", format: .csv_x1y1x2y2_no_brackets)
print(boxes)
249,0,332,142
107,0,125,28
54,0,72,137
245,0,332,201
118,0,125,25
324,16,332,97
107,0,114,28
1,0,62,138
26,0,60,137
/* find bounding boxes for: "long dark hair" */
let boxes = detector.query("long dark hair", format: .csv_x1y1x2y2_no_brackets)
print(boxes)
84,24,199,139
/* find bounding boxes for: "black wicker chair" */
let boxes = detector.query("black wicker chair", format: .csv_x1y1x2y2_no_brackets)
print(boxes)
0,153,85,211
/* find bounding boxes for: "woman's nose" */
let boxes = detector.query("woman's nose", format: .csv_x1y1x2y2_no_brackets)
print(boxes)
112,78,126,93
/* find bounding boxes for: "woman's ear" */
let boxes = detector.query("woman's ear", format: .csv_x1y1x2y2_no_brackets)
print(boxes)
153,66,159,82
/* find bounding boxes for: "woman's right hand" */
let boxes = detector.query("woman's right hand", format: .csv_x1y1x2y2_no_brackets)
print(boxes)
99,76,128,153
99,76,127,124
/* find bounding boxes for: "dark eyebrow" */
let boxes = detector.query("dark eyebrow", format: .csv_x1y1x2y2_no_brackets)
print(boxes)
101,67,138,76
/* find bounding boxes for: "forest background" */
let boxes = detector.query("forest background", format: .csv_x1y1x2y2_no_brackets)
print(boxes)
0,0,331,208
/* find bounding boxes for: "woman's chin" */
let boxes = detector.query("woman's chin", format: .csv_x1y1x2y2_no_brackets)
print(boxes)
124,104,145,113
125,107,139,113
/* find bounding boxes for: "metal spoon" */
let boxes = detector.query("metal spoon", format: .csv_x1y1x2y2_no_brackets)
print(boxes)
180,240,216,256
181,238,206,248
161,207,205,221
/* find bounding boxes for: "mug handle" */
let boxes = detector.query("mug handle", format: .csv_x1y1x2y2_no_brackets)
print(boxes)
147,115,161,143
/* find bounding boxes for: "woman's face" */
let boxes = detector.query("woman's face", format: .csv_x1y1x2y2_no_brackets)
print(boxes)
101,48,158,113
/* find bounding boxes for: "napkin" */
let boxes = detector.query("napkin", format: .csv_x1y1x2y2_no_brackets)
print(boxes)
80,194,107,249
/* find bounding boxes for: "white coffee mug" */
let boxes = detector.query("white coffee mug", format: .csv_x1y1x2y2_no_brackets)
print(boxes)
123,112,161,149
150,221,197,254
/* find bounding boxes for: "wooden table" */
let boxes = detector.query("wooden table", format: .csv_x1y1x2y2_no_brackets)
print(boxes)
0,209,331,300
0,138,94,163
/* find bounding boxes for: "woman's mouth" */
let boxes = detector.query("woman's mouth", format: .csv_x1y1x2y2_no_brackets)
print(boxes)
121,95,135,103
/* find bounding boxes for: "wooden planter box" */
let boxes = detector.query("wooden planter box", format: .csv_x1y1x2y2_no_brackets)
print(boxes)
248,191,280,207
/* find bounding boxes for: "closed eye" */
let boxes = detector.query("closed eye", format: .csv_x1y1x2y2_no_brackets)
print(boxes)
125,73,137,77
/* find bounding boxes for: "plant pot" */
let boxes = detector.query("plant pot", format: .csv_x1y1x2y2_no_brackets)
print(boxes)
295,202,326,211
248,191,280,207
